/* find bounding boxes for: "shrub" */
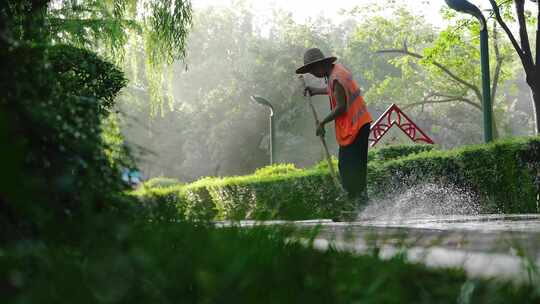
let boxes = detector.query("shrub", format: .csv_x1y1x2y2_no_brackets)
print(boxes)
142,177,183,189
0,43,129,242
368,144,436,162
313,144,435,172
312,156,339,172
136,137,540,221
368,137,540,213
254,163,301,176
130,185,185,223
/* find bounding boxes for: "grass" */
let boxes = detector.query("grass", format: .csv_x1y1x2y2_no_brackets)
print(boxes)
3,219,540,303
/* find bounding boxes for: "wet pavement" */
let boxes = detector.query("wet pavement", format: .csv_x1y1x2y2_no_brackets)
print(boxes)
220,214,540,281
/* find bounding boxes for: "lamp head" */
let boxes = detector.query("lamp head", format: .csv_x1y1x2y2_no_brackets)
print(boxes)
445,0,486,29
250,95,274,112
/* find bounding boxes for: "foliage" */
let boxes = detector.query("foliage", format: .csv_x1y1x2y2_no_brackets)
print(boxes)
254,163,301,176
134,168,346,221
142,176,182,188
4,221,540,303
346,4,520,145
0,42,130,242
368,136,540,213
44,0,192,66
101,112,132,168
311,144,436,170
130,184,185,222
119,4,350,181
368,144,436,162
2,0,193,114
136,137,540,221
485,0,540,134
0,0,194,242
121,3,534,183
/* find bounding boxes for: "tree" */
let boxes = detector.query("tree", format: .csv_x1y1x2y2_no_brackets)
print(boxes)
488,0,540,134
119,5,346,180
343,5,518,145
377,20,514,136
0,0,193,240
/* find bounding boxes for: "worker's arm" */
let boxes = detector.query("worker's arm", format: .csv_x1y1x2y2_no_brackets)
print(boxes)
316,81,347,137
304,86,327,96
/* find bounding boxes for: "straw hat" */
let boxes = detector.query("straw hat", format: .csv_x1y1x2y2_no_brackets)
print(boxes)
295,48,337,74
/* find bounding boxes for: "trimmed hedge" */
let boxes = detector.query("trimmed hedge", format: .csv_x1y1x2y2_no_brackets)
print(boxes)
182,172,348,221
369,137,540,213
368,144,435,162
142,177,183,189
131,185,186,222
134,138,540,220
314,144,435,171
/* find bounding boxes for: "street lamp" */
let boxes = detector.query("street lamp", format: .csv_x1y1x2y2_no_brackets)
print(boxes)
445,0,494,142
250,95,275,165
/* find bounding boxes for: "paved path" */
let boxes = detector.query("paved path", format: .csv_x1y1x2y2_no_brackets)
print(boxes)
220,214,540,281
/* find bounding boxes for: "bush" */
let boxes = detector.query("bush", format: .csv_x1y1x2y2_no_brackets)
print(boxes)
312,145,435,172
0,43,129,242
130,184,185,222
254,163,301,176
142,177,183,189
136,137,540,221
312,156,339,172
368,144,436,162
368,137,540,213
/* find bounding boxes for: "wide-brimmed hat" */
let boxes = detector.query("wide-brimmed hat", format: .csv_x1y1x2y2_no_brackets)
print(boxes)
295,48,337,74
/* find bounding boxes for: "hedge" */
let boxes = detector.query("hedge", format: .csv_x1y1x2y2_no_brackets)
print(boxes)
368,144,435,162
134,138,540,221
368,137,540,213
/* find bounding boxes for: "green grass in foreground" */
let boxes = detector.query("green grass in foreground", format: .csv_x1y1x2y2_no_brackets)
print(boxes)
3,220,540,303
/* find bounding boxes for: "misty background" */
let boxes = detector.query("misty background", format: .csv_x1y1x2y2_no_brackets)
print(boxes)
116,0,536,182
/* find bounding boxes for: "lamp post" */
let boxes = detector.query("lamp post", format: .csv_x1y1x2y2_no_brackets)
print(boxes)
250,95,275,165
445,0,493,142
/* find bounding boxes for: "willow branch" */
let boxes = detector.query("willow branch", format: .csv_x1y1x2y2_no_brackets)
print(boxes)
48,17,138,28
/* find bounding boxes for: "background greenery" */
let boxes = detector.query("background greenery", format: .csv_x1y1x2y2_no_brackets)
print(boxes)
121,2,536,182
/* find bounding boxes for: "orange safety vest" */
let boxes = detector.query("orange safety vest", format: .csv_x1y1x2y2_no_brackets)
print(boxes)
327,63,373,146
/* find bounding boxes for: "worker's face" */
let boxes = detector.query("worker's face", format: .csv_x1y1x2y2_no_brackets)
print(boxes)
309,63,327,78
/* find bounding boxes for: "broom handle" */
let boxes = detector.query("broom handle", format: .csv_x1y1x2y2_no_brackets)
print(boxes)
299,76,341,188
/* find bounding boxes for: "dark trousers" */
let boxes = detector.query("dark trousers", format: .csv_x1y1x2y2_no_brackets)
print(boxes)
338,123,370,199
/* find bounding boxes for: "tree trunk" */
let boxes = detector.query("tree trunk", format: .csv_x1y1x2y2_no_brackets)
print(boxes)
492,116,499,139
532,86,540,135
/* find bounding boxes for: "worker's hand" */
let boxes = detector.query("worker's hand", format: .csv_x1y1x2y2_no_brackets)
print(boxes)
316,122,325,137
304,86,314,97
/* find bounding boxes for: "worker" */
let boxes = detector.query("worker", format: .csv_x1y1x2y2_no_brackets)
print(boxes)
296,48,373,201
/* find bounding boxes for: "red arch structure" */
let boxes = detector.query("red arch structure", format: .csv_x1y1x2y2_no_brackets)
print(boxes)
369,104,434,147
